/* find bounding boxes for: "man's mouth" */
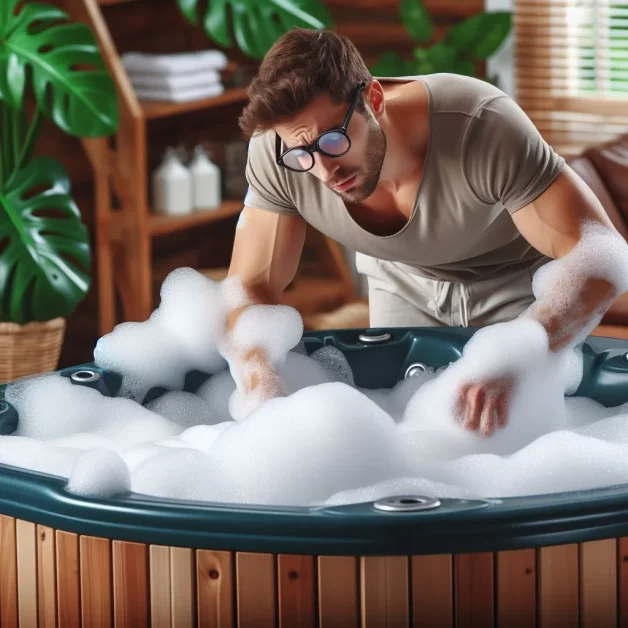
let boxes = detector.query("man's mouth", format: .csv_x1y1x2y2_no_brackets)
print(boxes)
333,174,357,192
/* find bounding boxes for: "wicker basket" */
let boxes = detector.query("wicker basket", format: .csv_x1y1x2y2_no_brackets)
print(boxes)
0,318,66,384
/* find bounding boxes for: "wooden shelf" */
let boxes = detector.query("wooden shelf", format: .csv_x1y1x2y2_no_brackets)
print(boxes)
149,200,242,237
140,87,249,120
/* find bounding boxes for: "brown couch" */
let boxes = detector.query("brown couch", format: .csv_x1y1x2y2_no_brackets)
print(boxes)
567,134,628,327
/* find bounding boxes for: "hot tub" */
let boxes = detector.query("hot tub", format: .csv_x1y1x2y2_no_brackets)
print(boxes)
1,326,628,627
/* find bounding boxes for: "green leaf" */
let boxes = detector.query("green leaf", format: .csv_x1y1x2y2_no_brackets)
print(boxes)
370,51,407,77
445,11,512,60
175,0,199,24
0,156,91,323
192,0,333,59
400,0,433,43
420,42,457,73
0,2,119,137
453,59,476,76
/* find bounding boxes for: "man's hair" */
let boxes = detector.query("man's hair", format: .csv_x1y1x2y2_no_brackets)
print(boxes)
238,28,373,138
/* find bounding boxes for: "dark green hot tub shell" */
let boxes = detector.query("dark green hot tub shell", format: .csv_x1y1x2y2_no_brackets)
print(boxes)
1,326,628,557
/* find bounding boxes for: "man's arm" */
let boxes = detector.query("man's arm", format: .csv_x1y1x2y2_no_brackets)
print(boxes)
458,164,628,436
228,206,306,304
221,206,306,416
511,164,623,350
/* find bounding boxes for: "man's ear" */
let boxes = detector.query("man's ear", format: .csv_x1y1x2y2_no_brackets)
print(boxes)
365,80,385,119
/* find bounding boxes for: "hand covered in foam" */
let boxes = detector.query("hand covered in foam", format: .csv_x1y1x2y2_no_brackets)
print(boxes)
444,318,550,438
217,276,303,420
454,374,515,436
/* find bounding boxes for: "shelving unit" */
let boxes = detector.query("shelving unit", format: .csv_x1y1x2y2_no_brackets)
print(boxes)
140,87,250,120
64,0,356,336
148,200,243,237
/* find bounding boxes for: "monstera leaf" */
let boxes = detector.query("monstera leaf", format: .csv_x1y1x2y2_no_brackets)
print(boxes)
176,0,334,59
0,0,119,137
445,11,511,60
400,0,433,44
0,157,91,324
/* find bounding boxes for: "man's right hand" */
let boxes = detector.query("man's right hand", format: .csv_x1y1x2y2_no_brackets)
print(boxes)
218,283,288,420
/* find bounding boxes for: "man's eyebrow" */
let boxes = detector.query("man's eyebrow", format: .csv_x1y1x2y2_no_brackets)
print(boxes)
290,120,345,148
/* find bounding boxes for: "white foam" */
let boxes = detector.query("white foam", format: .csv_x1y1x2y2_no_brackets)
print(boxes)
66,448,131,498
145,391,216,428
2,256,628,508
94,268,226,400
196,370,237,423
0,436,81,478
208,383,413,505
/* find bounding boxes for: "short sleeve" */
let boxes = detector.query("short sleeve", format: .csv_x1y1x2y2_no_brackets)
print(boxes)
463,95,565,214
243,132,300,216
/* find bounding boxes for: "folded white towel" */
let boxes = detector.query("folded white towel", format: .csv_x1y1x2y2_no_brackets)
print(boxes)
129,69,221,91
134,82,225,103
122,50,229,76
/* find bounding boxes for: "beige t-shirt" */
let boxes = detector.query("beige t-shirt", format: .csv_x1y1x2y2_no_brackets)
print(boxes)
243,73,565,283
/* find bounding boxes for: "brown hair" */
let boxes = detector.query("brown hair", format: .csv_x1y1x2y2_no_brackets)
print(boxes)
238,28,372,138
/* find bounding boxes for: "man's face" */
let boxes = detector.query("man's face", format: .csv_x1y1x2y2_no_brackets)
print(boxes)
274,92,386,203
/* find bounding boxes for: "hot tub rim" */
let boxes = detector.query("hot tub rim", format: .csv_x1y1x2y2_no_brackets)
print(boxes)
3,326,628,555
3,460,628,556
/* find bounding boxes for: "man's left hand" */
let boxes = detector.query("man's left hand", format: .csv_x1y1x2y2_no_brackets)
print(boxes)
454,375,516,437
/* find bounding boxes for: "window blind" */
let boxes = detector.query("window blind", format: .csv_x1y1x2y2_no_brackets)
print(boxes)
515,0,628,156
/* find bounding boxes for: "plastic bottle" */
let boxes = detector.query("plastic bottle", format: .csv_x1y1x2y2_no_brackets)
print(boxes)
188,145,221,210
152,147,192,215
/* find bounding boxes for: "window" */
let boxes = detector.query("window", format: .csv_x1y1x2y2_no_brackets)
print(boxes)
515,0,628,156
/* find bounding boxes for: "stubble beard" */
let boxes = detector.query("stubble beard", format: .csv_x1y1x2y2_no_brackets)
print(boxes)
334,119,386,204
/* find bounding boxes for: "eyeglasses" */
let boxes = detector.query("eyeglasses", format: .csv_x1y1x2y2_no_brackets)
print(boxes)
275,82,367,173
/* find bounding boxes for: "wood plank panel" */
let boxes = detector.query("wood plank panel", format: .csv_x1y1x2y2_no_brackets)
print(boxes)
454,553,494,628
580,540,617,628
170,546,196,628
411,554,453,627
318,556,358,628
0,515,18,628
196,550,234,628
278,554,315,628
149,545,171,628
37,525,57,628
618,538,628,627
360,556,409,628
496,549,536,627
16,519,38,628
113,540,149,627
538,544,579,628
80,535,113,628
236,552,276,628
56,531,81,628
327,0,483,15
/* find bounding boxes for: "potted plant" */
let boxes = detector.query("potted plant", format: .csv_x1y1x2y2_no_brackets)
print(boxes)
0,0,119,382
370,0,511,85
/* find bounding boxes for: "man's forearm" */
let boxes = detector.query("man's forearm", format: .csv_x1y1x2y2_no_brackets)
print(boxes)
526,274,618,353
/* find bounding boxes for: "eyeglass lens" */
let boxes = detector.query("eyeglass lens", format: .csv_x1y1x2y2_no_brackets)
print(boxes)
282,131,351,171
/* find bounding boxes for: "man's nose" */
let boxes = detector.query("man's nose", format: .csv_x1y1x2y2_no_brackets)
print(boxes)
314,154,339,182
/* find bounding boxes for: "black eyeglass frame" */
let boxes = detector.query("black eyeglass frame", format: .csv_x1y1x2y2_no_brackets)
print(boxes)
275,81,367,173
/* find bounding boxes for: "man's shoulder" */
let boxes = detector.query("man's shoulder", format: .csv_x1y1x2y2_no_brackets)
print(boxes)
247,130,276,161
419,73,508,118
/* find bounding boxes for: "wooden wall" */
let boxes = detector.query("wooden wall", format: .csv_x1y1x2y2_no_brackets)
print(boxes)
47,0,484,368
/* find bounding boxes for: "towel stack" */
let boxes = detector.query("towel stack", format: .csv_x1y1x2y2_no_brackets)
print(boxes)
121,50,229,103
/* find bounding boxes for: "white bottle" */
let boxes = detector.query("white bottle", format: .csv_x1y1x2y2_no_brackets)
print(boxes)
152,147,192,215
189,145,221,210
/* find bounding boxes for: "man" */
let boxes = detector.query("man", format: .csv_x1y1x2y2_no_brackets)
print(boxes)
223,27,623,435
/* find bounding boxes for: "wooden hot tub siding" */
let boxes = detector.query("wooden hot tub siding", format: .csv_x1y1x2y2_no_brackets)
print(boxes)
0,514,626,627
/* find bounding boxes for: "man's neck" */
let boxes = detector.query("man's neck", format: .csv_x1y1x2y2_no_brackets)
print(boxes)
377,80,430,192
